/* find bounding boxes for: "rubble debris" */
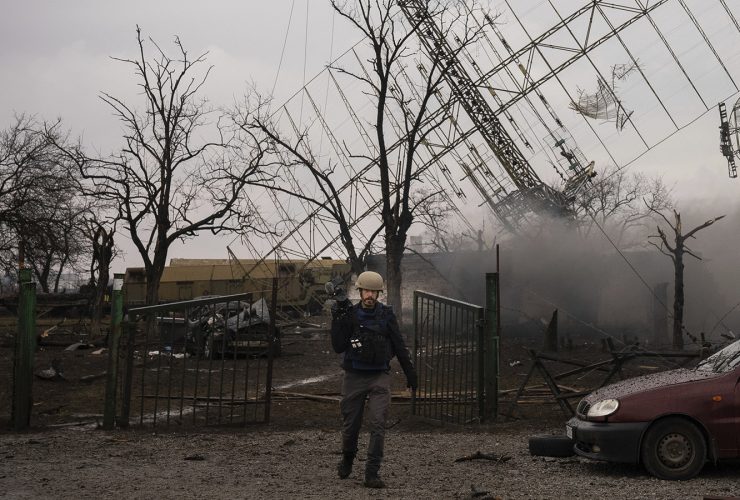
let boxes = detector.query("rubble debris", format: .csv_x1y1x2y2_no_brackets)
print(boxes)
271,391,340,403
465,484,500,500
454,451,511,463
64,342,94,352
80,372,107,383
569,63,638,130
186,297,280,358
35,359,66,381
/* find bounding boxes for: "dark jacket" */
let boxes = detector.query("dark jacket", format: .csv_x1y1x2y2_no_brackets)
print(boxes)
331,300,417,386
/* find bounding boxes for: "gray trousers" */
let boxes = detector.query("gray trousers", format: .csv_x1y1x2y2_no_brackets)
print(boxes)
339,370,391,473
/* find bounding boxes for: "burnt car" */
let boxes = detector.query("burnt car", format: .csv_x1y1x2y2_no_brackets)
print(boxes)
186,298,280,358
567,339,740,480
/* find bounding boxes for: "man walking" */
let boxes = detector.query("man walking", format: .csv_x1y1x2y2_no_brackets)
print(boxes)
330,271,418,489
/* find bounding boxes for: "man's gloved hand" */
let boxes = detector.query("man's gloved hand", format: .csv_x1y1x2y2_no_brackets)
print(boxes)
331,297,352,316
406,369,418,391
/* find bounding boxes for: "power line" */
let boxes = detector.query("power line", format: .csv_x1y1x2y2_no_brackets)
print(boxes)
271,0,297,97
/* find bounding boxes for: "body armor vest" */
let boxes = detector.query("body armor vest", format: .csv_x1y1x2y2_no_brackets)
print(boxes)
347,305,393,367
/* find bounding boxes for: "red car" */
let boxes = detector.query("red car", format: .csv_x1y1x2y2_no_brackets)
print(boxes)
567,339,740,480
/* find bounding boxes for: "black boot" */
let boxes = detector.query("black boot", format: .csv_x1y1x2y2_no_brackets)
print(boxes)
363,473,385,488
363,469,385,489
337,453,354,479
365,432,385,488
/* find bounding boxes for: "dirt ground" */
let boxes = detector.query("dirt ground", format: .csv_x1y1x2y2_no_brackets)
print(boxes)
2,315,739,499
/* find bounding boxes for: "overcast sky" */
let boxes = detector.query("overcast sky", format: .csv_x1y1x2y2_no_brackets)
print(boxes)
2,1,739,272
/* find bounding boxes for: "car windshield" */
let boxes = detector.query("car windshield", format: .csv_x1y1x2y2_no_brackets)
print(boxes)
695,339,740,373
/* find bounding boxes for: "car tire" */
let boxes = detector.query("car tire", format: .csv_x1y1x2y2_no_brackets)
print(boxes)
528,434,575,457
640,417,706,480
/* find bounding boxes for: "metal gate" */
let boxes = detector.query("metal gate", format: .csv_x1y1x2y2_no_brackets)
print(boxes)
117,291,276,428
412,291,487,424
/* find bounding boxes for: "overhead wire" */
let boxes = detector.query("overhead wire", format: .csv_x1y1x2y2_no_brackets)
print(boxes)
251,1,740,329
299,0,310,124
272,0,297,97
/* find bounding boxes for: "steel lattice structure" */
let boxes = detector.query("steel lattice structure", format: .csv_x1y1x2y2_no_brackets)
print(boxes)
234,0,740,272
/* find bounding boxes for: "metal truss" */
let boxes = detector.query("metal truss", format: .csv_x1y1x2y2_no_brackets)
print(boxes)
240,0,740,269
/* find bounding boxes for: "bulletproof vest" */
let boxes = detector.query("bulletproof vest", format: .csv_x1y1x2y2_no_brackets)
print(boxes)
347,305,392,366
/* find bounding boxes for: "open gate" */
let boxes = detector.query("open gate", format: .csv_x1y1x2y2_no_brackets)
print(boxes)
116,291,277,428
412,290,489,424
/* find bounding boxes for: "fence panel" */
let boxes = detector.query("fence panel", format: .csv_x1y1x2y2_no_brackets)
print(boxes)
412,291,485,425
119,289,277,428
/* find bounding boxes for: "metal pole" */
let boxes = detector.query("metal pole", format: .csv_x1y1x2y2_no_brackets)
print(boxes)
103,273,124,429
484,272,500,422
496,244,501,343
411,291,418,415
263,277,279,424
119,312,136,429
12,268,36,431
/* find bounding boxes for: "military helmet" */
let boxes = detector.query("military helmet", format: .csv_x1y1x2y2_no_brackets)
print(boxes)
355,271,384,291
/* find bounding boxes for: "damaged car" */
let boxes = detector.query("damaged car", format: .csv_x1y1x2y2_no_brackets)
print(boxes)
567,338,740,480
186,298,281,358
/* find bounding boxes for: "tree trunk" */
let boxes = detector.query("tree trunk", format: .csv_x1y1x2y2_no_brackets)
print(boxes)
90,228,114,339
34,260,51,293
672,251,684,350
53,254,69,293
385,239,404,318
145,263,165,307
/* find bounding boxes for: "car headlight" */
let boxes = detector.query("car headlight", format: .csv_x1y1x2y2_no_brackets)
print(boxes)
587,399,619,418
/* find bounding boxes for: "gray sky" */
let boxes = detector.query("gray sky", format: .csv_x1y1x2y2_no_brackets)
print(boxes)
2,1,739,272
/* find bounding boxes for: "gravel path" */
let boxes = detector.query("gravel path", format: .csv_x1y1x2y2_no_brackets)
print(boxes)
2,421,739,499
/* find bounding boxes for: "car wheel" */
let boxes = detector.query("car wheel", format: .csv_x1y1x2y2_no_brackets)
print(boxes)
528,435,575,457
640,417,706,480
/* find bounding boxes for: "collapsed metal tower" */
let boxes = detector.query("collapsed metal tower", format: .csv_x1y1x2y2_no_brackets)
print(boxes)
237,0,740,269
718,97,740,178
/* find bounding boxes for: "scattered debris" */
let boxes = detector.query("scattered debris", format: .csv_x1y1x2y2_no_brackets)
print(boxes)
281,439,296,447
35,359,66,381
147,351,189,358
569,62,639,130
79,372,107,383
64,342,94,352
508,360,522,367
455,451,511,463
41,324,59,337
186,297,280,358
465,484,500,500
184,454,206,461
38,405,67,416
271,391,340,403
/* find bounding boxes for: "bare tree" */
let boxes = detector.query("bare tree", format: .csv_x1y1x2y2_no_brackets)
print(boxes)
574,165,672,246
648,209,725,349
414,190,497,253
55,27,272,305
330,0,487,313
0,115,50,227
233,93,382,275
0,115,84,288
19,193,90,293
